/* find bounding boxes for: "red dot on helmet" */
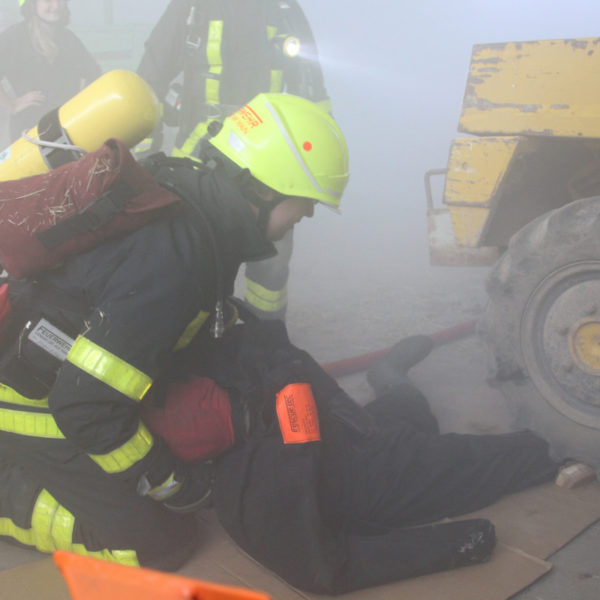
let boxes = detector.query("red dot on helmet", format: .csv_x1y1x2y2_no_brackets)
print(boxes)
303,141,313,151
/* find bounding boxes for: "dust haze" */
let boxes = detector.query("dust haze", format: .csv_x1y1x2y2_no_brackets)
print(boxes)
4,0,600,363
288,0,600,365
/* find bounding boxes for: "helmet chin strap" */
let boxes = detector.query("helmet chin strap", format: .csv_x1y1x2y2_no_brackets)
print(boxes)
200,127,286,237
246,188,287,238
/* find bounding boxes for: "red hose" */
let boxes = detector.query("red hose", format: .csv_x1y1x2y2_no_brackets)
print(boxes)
321,319,477,378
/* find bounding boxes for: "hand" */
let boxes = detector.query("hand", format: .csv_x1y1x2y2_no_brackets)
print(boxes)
162,461,214,514
13,91,46,113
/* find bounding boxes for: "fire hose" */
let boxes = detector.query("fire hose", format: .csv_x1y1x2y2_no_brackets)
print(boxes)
321,319,478,378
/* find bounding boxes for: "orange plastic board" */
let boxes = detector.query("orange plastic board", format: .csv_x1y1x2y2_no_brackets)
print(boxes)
54,550,270,600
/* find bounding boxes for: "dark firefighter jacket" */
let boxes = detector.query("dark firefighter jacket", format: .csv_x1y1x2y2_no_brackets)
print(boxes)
0,160,275,492
137,0,330,150
189,314,555,595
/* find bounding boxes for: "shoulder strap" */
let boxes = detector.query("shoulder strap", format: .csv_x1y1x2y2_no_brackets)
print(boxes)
142,153,227,338
35,180,137,250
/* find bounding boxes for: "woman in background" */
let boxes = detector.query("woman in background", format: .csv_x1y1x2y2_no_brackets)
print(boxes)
0,0,101,142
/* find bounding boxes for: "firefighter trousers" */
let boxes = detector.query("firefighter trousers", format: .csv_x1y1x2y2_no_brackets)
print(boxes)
320,383,558,589
325,383,558,530
0,435,198,570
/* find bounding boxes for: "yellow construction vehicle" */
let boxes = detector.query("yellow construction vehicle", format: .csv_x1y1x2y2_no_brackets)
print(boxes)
426,37,600,472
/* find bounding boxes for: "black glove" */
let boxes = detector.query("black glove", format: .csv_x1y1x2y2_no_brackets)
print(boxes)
138,461,214,514
163,461,214,513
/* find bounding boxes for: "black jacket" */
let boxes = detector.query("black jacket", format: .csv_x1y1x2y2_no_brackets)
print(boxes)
137,0,329,145
22,162,273,488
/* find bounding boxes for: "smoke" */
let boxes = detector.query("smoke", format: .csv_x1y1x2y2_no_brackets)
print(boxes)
283,0,600,359
4,0,599,357
297,0,600,230
62,0,600,355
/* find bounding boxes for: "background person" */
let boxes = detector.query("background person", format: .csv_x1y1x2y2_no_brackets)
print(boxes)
0,0,101,142
136,0,331,320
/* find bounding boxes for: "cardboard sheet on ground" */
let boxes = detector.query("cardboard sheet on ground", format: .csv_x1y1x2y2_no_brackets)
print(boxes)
2,481,599,600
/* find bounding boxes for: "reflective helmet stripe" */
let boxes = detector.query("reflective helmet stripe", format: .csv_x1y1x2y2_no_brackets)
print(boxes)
263,97,326,198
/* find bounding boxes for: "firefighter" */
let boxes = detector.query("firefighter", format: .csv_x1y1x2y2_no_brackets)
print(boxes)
0,0,101,143
136,0,331,321
0,93,348,570
0,91,558,591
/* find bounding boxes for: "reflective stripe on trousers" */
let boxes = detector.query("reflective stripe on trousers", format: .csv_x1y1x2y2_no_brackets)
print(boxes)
0,468,139,567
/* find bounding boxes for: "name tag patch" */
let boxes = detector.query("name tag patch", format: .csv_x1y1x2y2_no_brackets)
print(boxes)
28,318,75,361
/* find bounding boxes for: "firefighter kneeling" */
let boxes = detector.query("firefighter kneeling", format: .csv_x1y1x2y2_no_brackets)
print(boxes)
0,92,557,592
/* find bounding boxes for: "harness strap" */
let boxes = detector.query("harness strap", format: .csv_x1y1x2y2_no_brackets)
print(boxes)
35,180,137,250
37,108,81,170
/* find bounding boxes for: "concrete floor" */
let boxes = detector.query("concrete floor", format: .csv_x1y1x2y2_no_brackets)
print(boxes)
515,523,600,600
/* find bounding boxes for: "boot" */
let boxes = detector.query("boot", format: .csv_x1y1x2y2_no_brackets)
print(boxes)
366,335,433,395
450,518,496,566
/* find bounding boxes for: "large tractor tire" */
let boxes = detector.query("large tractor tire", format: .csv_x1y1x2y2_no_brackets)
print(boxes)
479,196,600,472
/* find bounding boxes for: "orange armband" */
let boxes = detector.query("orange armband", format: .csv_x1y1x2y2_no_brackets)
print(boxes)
276,383,321,444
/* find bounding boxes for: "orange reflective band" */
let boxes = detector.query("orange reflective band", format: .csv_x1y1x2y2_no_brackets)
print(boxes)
275,383,321,444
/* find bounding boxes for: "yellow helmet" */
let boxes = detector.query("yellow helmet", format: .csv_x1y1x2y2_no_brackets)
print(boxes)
208,93,349,210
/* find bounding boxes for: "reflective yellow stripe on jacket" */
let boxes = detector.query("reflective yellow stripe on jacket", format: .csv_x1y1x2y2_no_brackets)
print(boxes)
0,391,153,473
175,20,285,158
0,382,59,438
0,406,64,439
266,26,283,92
67,336,153,402
245,279,288,314
0,337,154,474
66,337,156,472
205,19,223,105
173,310,210,351
88,421,154,474
0,383,49,408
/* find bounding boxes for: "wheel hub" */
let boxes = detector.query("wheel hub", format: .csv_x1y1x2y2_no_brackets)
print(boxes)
570,318,600,375
521,261,600,429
